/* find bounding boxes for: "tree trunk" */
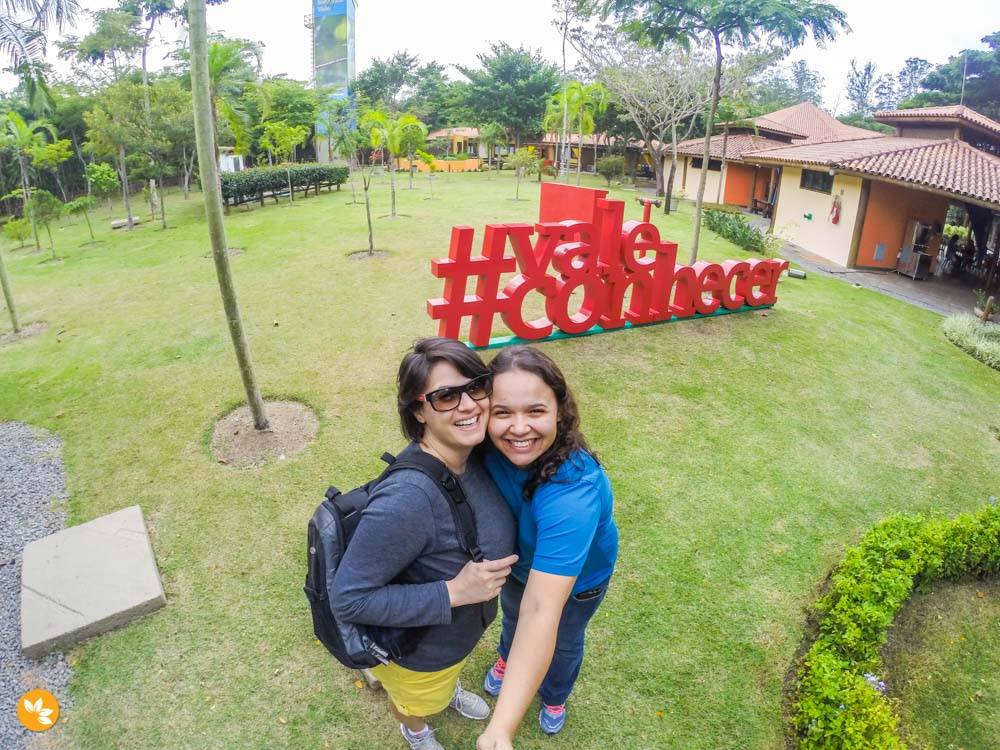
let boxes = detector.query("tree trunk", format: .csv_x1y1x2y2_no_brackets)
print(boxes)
158,178,167,229
664,122,679,215
71,133,89,195
349,154,359,204
716,125,730,205
19,156,41,252
118,145,134,230
54,167,68,203
516,170,521,200
83,209,94,240
0,245,20,333
189,0,269,431
45,223,55,260
389,161,397,216
576,115,583,186
286,166,293,203
691,32,723,265
363,176,374,255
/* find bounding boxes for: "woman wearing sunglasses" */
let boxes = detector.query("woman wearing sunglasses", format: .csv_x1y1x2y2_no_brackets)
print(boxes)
332,337,518,750
476,346,618,750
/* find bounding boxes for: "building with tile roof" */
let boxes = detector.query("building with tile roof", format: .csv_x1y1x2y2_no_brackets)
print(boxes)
737,105,1000,271
673,103,884,212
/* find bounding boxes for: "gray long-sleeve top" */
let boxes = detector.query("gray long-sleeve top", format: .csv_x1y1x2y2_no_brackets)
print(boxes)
330,443,516,671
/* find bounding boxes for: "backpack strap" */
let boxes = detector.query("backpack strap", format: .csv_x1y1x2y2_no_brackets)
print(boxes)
382,451,484,563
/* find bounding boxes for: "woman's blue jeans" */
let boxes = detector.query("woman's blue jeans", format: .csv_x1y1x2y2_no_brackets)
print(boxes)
496,575,610,706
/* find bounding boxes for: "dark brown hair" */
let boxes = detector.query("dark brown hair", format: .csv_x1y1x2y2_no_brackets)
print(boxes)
488,345,595,500
397,337,489,441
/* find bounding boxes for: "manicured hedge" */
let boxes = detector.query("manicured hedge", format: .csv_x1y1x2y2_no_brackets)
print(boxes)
220,164,349,206
942,314,1000,371
791,506,1000,749
704,208,780,255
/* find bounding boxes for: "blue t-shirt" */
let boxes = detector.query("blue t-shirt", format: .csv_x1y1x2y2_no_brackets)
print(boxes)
485,447,618,594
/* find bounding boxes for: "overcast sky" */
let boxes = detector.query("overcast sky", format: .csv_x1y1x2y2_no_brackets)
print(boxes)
18,0,1000,114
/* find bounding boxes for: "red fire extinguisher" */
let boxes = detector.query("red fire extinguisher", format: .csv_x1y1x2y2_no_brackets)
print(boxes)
829,195,842,225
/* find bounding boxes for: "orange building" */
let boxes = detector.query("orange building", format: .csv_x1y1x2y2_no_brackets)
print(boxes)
741,105,1000,274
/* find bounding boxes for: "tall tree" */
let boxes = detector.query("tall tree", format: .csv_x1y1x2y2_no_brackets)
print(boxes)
84,80,147,229
456,43,560,148
914,32,1000,120
0,0,79,108
187,0,269,431
789,60,824,106
846,58,878,115
476,121,507,175
574,25,714,205
352,51,419,111
896,57,931,101
1,112,56,251
603,0,849,263
259,120,308,202
363,110,426,218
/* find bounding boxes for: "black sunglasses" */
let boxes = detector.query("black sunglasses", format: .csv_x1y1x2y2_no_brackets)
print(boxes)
415,374,492,412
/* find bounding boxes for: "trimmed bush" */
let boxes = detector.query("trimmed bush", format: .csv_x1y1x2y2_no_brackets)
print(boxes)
220,164,349,206
597,155,626,186
791,505,1000,749
704,208,781,255
942,314,1000,371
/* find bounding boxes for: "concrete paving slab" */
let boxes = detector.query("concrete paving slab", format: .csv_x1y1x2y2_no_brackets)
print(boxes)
20,505,165,658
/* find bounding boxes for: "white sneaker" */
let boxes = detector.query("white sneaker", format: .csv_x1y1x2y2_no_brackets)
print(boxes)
448,680,490,720
400,723,445,750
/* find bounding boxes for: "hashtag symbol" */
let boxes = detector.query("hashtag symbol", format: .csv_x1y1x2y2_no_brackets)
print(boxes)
428,225,516,347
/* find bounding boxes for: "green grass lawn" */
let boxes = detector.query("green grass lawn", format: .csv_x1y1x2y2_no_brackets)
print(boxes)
2,170,1000,750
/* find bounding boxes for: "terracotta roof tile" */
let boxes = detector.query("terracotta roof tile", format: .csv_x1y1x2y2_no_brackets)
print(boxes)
427,127,479,139
744,137,927,166
841,139,1000,205
675,133,794,159
874,105,1000,137
757,102,884,143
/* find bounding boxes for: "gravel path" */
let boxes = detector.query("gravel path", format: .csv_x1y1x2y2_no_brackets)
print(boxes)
1,422,73,749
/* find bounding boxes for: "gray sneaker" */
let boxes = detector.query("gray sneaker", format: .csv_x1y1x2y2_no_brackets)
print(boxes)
400,723,445,750
448,680,490,720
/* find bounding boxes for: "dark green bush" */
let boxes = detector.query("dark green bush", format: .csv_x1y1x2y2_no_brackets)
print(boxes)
596,155,626,186
791,505,1000,749
704,208,780,255
220,163,349,205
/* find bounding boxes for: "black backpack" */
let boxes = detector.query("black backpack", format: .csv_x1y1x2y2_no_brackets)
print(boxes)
304,451,484,669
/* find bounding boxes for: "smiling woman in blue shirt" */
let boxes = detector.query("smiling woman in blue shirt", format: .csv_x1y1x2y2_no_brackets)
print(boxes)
475,345,619,750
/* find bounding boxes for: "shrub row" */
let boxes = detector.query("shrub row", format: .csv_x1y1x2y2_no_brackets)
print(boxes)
791,505,1000,749
942,314,1000,371
704,208,780,255
220,164,349,205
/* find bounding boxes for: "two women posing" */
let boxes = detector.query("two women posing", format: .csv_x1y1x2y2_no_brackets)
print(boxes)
331,338,618,750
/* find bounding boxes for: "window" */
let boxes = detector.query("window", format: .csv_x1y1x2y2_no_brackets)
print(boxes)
691,157,722,171
800,169,834,194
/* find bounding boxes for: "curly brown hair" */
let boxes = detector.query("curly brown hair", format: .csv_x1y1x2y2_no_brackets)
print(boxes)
488,345,596,501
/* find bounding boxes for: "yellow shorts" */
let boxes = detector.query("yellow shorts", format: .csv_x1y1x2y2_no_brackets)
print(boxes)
370,657,467,717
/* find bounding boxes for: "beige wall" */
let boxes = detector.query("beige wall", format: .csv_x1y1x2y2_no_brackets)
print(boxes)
679,156,724,202
772,167,863,267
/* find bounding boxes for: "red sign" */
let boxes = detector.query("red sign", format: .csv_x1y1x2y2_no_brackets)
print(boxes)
428,183,789,348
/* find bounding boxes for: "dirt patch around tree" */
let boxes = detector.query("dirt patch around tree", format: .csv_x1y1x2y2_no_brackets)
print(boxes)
347,250,389,260
210,399,318,468
0,322,48,347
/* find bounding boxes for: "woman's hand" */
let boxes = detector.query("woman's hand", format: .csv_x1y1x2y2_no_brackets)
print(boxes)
476,727,515,750
445,554,518,607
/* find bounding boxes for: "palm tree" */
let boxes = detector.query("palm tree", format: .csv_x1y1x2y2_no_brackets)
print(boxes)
363,110,427,218
603,0,848,262
545,82,609,185
0,0,80,108
2,112,56,252
188,0,269,431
